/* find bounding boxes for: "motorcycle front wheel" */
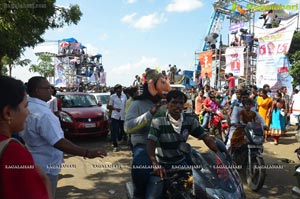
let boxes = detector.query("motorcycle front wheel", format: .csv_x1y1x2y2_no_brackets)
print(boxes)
246,156,266,191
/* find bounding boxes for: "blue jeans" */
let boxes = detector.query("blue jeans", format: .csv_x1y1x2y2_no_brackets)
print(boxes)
47,174,58,198
148,155,195,198
131,144,162,199
111,118,125,147
201,112,210,129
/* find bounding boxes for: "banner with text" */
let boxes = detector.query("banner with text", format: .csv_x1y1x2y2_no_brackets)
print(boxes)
256,15,297,95
225,47,245,76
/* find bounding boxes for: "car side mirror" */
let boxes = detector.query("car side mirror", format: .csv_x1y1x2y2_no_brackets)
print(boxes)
97,102,102,107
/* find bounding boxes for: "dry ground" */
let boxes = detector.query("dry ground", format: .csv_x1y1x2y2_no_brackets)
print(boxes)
56,127,300,199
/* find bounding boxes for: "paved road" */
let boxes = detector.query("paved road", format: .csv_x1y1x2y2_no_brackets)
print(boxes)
56,129,300,199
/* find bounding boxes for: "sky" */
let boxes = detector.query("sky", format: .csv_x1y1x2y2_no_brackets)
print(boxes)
13,0,299,87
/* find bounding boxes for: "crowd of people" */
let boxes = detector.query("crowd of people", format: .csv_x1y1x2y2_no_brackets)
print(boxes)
1,69,300,198
193,80,299,146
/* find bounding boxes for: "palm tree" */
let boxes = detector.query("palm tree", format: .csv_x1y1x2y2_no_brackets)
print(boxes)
2,56,31,77
29,54,54,78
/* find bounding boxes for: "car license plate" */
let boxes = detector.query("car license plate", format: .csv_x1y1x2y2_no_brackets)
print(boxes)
85,123,96,128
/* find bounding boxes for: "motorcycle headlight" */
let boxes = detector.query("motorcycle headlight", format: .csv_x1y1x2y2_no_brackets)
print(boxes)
59,112,73,123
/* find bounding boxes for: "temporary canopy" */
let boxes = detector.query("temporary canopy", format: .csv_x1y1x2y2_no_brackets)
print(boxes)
60,37,78,43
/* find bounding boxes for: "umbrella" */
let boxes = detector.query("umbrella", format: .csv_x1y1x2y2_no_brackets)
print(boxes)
70,58,80,64
60,41,69,48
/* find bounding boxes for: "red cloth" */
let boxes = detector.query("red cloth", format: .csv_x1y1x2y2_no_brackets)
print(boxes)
142,73,147,84
227,76,235,89
0,135,49,199
57,97,62,111
203,98,211,109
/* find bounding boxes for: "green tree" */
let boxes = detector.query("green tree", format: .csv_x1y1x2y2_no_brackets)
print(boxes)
29,54,54,78
2,56,31,77
0,0,82,75
287,31,300,87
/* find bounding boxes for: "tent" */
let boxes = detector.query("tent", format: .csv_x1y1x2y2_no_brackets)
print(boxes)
60,37,78,43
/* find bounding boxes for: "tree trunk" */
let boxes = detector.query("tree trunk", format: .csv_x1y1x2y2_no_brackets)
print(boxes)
9,64,12,77
0,55,3,76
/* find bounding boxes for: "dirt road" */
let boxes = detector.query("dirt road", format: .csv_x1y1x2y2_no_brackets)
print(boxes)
56,128,300,199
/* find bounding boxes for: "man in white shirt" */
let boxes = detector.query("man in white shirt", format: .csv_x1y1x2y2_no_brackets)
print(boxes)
202,72,210,87
20,76,107,198
107,84,127,151
226,92,266,149
291,92,300,129
264,10,275,29
47,85,58,116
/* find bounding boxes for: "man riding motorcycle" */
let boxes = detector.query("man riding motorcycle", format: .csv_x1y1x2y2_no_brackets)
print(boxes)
147,90,219,198
226,91,268,150
201,92,221,131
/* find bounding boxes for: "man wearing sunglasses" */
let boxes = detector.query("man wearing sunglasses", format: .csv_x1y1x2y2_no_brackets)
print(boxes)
147,90,219,198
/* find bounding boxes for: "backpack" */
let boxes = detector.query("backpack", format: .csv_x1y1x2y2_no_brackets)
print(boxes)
0,138,24,160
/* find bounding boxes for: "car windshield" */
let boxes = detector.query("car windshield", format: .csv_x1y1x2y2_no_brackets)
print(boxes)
96,95,110,105
60,95,97,108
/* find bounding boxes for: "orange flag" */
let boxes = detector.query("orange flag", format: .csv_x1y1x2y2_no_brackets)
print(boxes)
199,51,213,78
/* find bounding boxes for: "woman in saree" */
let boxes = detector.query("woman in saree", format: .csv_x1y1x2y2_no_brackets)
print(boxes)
257,89,273,142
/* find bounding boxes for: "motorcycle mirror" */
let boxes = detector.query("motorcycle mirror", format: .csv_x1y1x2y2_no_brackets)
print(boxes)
179,142,191,154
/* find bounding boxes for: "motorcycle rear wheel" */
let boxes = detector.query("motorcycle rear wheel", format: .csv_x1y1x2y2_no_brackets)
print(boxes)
246,156,266,191
213,123,228,142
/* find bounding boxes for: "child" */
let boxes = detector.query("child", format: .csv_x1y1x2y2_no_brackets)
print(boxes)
231,98,256,148
269,98,286,145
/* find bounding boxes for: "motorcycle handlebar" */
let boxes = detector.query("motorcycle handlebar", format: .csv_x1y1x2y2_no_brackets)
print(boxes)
232,123,268,130
150,168,193,183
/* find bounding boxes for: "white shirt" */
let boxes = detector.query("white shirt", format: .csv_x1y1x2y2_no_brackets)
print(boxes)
47,96,58,113
202,77,210,87
292,93,300,115
110,93,127,120
226,103,265,149
231,93,237,104
20,97,64,175
265,13,275,25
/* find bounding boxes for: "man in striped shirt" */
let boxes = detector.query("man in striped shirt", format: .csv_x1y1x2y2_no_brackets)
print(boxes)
147,90,219,197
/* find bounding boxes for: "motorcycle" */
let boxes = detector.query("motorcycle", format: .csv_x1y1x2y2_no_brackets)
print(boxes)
230,121,266,191
207,110,229,142
292,127,300,197
293,147,300,196
126,139,246,199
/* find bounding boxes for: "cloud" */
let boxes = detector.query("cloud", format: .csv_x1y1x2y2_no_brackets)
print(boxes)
33,43,59,55
121,12,167,31
107,56,159,86
99,33,109,41
84,43,101,55
165,0,203,12
121,13,137,24
288,0,299,4
126,0,138,4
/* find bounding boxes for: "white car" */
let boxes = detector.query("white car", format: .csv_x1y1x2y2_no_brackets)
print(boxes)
90,92,111,113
